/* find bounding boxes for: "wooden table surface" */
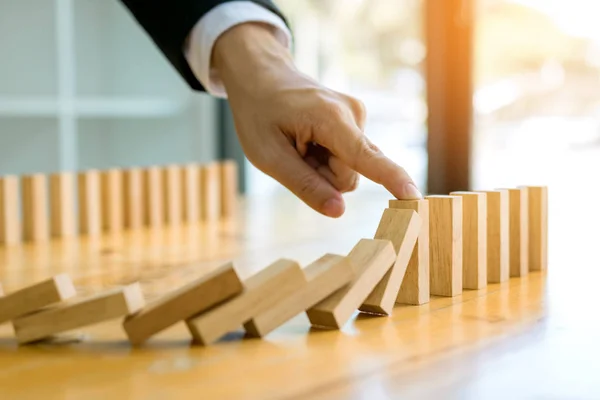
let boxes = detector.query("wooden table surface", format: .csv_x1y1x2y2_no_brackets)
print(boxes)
0,190,597,400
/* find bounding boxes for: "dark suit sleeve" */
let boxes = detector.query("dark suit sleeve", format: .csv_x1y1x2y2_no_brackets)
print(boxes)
120,0,287,92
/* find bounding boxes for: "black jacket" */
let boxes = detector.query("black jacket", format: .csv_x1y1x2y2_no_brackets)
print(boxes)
120,0,286,92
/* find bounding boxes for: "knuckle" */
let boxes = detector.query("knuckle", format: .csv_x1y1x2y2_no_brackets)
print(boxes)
341,173,360,193
349,98,367,122
297,172,321,197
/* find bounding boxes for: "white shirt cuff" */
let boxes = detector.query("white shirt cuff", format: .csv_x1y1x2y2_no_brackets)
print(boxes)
185,1,292,98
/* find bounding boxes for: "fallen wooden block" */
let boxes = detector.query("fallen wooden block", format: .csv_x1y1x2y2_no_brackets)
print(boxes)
163,165,183,226
101,169,124,233
22,174,49,242
186,259,306,345
0,175,21,245
499,187,529,277
0,274,76,324
50,173,76,238
425,195,463,297
13,283,145,344
182,164,200,223
450,192,487,289
245,254,354,338
360,209,421,315
306,239,395,329
200,163,220,222
78,170,102,236
123,168,145,230
388,199,430,305
220,160,238,219
143,166,164,228
522,186,548,271
123,263,243,345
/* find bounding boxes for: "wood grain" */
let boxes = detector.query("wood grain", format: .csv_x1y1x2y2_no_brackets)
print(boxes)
49,173,76,238
143,167,164,228
522,186,548,271
122,168,145,230
78,170,102,236
500,188,529,277
476,190,509,283
163,165,183,226
200,163,220,222
21,174,49,242
0,175,21,245
101,169,123,233
182,164,200,223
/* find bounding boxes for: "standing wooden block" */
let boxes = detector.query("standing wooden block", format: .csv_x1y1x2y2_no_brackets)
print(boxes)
21,174,49,242
388,199,430,305
523,186,548,271
123,263,243,345
123,168,145,230
186,259,306,345
143,167,164,228
476,190,509,283
78,170,102,236
200,163,220,222
500,187,529,277
0,175,21,245
182,164,200,223
245,254,354,338
101,169,123,233
425,195,463,297
0,274,76,324
219,160,238,218
13,283,145,344
162,165,183,226
306,239,396,329
360,209,421,315
49,173,76,238
450,192,487,289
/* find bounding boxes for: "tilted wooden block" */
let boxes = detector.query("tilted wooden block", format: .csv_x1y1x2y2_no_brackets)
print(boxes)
186,259,306,345
522,186,548,271
163,165,183,226
143,166,164,228
50,173,76,238
13,283,145,344
22,174,49,242
123,263,243,345
245,254,354,338
306,239,396,329
101,169,124,233
360,209,421,315
388,199,430,305
476,190,509,283
182,164,200,223
0,274,76,324
200,163,220,222
450,192,487,289
220,160,238,218
78,170,102,236
123,168,145,230
425,195,463,297
499,188,529,277
0,175,21,245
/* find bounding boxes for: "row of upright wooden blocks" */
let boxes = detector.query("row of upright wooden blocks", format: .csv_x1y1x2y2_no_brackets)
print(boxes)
0,185,547,345
0,160,238,245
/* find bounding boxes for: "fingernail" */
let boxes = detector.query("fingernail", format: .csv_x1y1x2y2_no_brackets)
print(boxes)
323,197,345,218
403,183,423,199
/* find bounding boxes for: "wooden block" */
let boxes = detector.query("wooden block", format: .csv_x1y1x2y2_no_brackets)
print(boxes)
245,254,354,338
450,192,487,289
499,187,529,277
143,166,164,228
0,274,76,324
21,174,49,242
0,175,21,245
476,190,509,283
219,160,238,218
522,186,548,271
388,199,430,305
182,164,200,223
200,163,220,222
359,209,421,315
13,283,145,344
306,239,395,329
186,259,306,345
162,165,183,226
49,173,76,238
123,263,243,345
123,168,145,230
78,170,102,236
425,195,463,297
101,169,123,233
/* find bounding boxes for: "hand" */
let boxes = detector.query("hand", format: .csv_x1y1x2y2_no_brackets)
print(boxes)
212,23,423,217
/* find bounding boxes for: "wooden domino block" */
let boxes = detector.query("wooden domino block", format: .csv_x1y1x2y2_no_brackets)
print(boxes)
182,164,200,223
450,192,487,289
123,168,145,230
101,169,123,233
200,163,220,222
0,175,21,245
499,187,529,277
22,174,49,242
186,259,306,345
162,165,183,226
359,209,421,315
0,274,76,324
388,199,430,305
123,263,243,345
306,239,395,329
13,283,145,344
476,190,509,283
78,170,102,236
143,166,164,228
522,186,548,271
245,254,354,338
49,173,76,238
219,160,238,218
425,195,463,297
